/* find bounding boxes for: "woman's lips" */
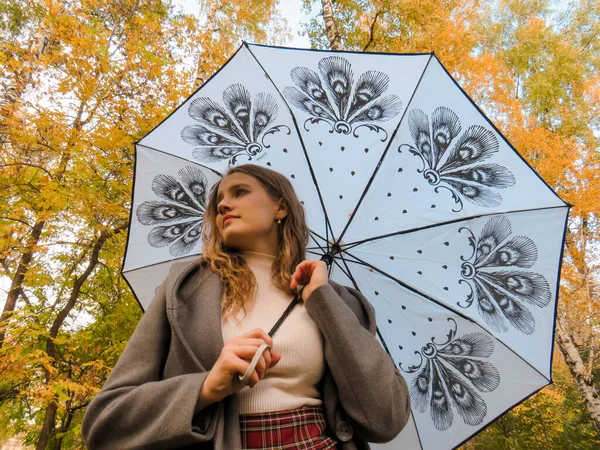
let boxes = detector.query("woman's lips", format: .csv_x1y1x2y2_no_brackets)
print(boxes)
223,216,238,225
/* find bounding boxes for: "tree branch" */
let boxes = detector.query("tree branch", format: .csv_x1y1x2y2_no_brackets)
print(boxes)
0,219,46,348
0,216,34,229
47,225,126,356
0,163,54,179
363,10,383,52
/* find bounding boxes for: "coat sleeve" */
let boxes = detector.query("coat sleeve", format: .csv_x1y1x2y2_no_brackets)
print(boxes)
82,278,220,450
304,282,411,443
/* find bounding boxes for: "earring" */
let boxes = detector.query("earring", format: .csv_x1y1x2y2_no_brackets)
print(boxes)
277,218,282,224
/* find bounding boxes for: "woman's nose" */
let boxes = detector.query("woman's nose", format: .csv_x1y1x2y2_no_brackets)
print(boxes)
217,199,231,215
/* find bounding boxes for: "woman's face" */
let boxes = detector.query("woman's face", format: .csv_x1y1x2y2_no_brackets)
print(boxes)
215,172,285,254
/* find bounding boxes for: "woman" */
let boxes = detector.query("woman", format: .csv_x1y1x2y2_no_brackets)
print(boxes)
82,164,411,450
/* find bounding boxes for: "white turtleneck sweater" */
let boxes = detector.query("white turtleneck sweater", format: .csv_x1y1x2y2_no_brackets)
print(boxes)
220,250,325,414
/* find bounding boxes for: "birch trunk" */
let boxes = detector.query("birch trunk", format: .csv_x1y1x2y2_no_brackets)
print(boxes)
555,317,600,431
321,0,341,50
556,221,600,431
0,28,53,324
0,27,49,113
195,0,219,87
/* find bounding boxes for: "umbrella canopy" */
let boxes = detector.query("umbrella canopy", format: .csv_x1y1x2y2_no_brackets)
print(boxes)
122,43,569,450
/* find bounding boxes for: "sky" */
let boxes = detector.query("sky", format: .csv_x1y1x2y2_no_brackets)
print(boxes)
173,0,312,48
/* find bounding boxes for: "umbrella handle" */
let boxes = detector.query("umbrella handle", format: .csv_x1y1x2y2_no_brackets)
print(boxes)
237,285,309,384
238,342,271,384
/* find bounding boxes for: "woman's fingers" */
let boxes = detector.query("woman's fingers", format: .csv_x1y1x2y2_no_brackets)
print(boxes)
233,357,260,387
256,355,267,379
222,329,282,389
290,260,329,302
290,260,315,289
232,346,269,380
240,328,273,345
232,345,268,359
270,351,281,367
232,338,272,349
262,348,272,372
290,265,303,289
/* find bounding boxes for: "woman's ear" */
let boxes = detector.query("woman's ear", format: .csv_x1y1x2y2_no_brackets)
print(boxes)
277,198,288,219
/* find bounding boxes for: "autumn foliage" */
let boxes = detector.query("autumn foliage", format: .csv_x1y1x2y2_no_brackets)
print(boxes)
0,0,598,448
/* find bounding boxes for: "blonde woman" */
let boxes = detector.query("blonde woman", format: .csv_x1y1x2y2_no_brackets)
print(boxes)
83,164,411,449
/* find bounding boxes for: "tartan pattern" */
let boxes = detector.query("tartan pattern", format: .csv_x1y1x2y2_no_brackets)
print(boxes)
239,405,339,450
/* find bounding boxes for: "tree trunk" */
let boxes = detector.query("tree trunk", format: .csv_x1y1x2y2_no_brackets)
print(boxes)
1,28,48,109
557,223,600,431
52,400,76,450
52,433,63,450
1,27,49,144
36,401,58,450
0,220,45,348
321,0,341,50
555,317,600,431
45,228,119,358
35,227,122,450
0,102,83,348
195,0,219,87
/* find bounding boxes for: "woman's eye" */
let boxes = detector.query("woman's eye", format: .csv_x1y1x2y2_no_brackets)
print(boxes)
236,188,248,196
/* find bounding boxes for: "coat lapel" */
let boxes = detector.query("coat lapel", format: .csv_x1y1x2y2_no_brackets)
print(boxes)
166,261,225,373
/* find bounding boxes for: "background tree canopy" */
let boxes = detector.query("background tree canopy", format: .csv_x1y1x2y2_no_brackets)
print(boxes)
0,0,598,448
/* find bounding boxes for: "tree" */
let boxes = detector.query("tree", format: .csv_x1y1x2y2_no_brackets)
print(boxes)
194,0,288,85
0,0,287,447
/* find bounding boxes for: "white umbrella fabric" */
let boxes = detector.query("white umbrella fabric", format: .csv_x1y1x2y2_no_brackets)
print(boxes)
122,43,569,450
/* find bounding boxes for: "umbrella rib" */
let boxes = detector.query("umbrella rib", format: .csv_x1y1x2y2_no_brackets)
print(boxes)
543,206,570,379
431,54,568,207
122,143,220,286
331,256,354,283
307,232,329,258
309,229,328,245
341,249,552,384
247,42,433,58
244,43,335,250
341,204,569,251
122,143,142,283
448,382,550,450
333,251,408,362
335,53,435,245
332,254,396,360
134,43,247,148
337,253,359,287
135,143,224,177
121,256,199,274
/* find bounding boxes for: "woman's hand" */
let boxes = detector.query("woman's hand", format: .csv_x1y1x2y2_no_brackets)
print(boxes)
200,328,281,405
290,260,329,303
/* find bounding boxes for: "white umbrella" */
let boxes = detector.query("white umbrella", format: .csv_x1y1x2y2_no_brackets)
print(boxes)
122,43,568,450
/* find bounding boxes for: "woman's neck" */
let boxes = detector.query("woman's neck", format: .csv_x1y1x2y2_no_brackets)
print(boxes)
241,249,276,278
236,242,278,257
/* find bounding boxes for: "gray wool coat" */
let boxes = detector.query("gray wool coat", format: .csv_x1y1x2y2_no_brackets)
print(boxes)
82,260,411,449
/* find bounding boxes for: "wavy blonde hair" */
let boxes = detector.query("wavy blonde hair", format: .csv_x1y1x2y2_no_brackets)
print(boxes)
200,165,309,322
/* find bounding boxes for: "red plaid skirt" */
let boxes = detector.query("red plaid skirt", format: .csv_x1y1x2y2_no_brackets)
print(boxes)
239,405,339,450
